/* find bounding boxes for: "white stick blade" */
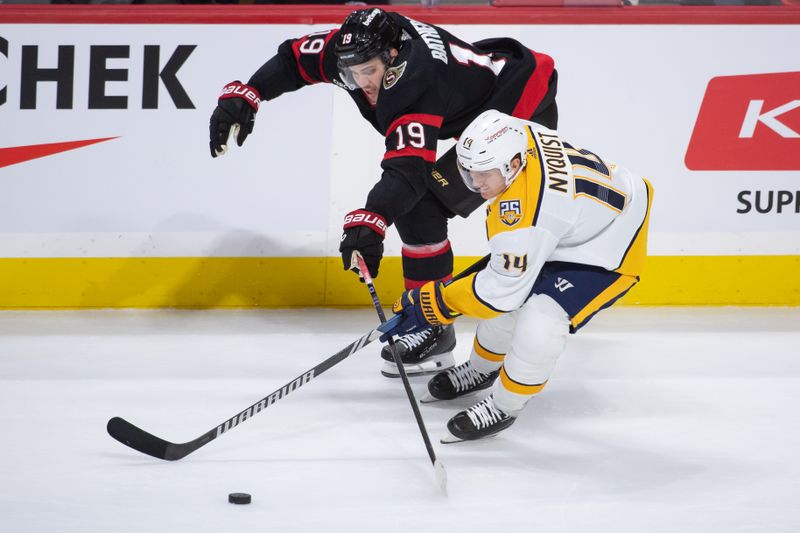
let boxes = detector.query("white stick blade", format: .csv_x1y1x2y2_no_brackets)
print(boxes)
434,459,448,495
228,123,240,148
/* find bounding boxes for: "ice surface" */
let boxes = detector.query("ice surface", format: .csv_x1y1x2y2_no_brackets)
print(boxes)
1,307,799,533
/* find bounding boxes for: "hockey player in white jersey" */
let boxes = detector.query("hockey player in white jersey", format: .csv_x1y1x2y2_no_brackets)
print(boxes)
379,110,654,442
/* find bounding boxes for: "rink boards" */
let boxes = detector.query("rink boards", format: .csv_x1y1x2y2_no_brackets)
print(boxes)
0,6,798,307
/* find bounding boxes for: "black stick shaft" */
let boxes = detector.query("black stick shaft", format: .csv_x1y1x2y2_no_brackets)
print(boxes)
107,320,395,461
107,255,490,462
355,254,440,466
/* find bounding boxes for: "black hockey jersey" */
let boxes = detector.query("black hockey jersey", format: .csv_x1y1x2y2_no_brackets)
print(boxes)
247,13,556,224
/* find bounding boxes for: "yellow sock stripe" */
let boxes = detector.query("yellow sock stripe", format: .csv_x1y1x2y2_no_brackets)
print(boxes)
499,367,547,396
571,274,638,331
473,337,506,363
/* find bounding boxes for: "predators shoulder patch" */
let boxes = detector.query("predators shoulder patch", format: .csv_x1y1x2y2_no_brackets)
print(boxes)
499,200,522,227
383,62,407,90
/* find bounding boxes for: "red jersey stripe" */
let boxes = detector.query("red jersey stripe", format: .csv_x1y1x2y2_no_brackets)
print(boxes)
291,39,318,85
317,30,338,84
511,51,555,120
386,113,444,136
384,147,437,162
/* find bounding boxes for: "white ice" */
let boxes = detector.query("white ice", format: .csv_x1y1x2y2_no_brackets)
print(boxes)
1,307,799,533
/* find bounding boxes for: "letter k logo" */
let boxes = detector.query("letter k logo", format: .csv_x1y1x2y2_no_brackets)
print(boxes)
739,100,800,138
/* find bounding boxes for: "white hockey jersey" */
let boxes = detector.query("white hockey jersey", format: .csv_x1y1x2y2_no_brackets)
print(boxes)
443,122,654,318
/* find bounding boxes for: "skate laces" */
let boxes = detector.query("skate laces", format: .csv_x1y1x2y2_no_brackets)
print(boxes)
398,328,433,349
465,397,508,429
447,363,489,392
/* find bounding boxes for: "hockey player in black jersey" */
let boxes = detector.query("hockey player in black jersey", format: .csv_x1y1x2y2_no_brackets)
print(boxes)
208,8,559,378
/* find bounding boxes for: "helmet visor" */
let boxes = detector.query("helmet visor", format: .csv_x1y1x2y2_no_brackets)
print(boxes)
337,61,360,91
456,160,481,193
336,51,392,92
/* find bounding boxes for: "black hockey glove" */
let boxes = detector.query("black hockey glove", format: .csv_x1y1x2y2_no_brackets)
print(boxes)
339,209,388,278
209,81,261,158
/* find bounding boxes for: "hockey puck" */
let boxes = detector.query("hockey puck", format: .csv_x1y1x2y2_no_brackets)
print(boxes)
228,493,251,505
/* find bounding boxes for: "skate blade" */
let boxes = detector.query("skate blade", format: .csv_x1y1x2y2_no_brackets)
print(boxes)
380,354,455,379
440,431,465,444
420,392,442,403
380,369,440,379
440,431,500,444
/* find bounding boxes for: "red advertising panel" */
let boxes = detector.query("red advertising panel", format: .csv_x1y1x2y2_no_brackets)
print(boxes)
686,72,800,171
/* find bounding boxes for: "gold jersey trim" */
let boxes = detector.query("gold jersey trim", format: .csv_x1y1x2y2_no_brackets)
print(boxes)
485,127,545,240
571,274,638,331
615,178,654,276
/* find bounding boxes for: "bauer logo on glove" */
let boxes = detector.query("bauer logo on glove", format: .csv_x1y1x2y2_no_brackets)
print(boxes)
343,210,388,236
209,81,261,158
219,82,261,111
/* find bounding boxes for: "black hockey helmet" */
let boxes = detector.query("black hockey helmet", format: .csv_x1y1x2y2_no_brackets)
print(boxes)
335,8,401,68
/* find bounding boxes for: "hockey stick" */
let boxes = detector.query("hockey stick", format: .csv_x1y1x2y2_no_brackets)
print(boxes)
106,316,399,461
107,254,490,462
358,253,490,493
354,253,483,495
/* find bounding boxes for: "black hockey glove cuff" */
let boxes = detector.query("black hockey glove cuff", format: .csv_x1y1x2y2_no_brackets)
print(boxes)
339,209,388,278
209,81,261,158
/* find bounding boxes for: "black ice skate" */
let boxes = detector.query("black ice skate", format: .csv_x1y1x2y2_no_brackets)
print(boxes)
441,395,516,444
421,362,499,403
380,324,456,378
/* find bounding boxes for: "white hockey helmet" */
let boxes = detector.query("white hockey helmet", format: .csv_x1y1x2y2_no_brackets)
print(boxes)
456,110,528,193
